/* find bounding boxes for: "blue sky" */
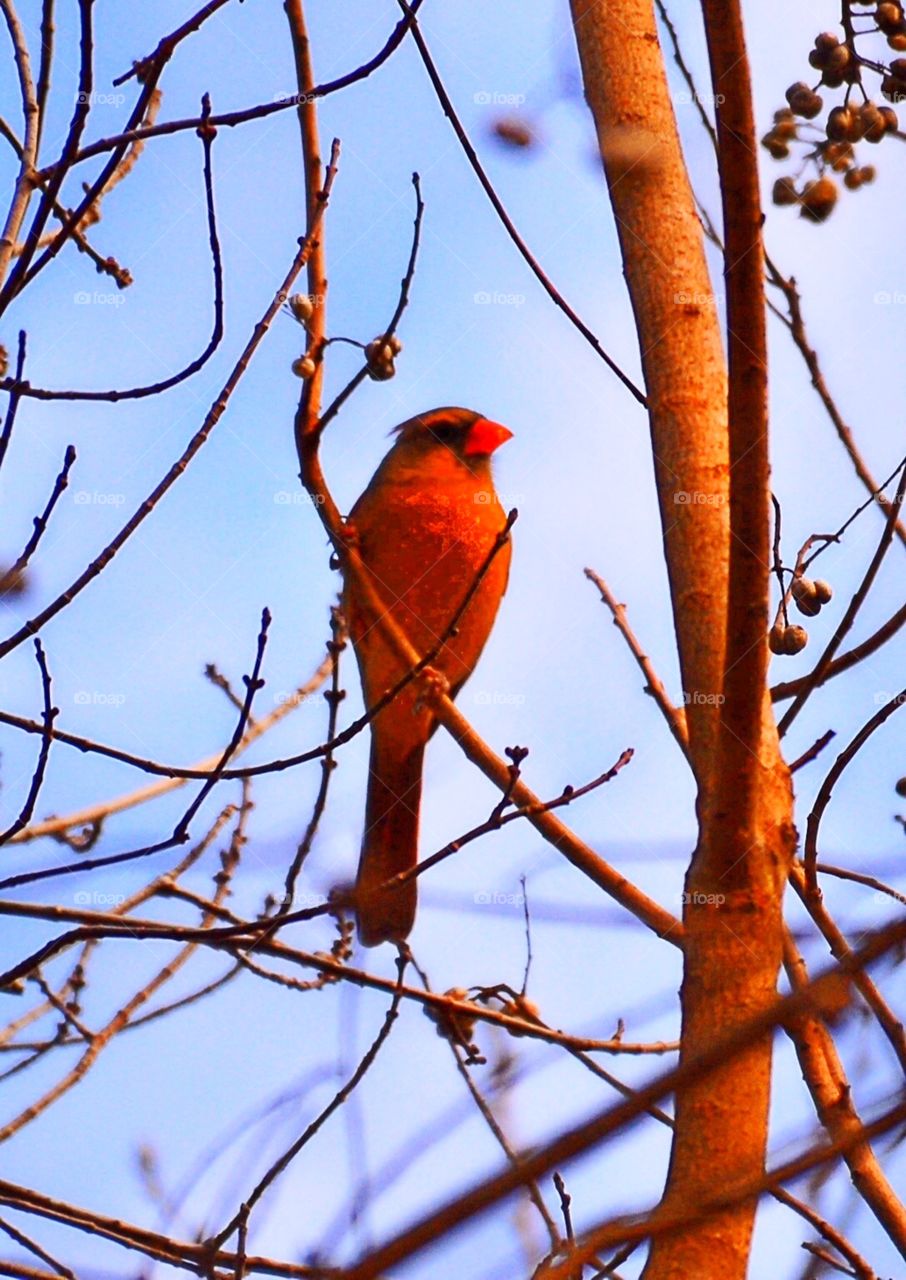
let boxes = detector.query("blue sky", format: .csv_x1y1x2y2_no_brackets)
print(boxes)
1,3,904,1277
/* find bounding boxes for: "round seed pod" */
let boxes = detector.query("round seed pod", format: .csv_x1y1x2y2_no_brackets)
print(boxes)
772,176,799,205
783,625,809,654
880,105,899,130
825,44,851,73
822,70,846,88
791,575,818,602
795,594,822,617
824,140,855,172
877,2,904,34
769,623,788,655
773,116,797,140
799,176,838,221
813,579,834,603
826,106,853,140
862,102,887,140
882,73,906,101
289,293,314,323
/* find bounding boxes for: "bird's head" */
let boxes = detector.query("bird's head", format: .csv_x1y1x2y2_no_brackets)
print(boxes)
390,407,513,473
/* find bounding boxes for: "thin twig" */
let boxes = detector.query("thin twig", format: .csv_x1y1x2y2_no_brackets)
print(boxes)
0,1216,75,1280
40,1,424,178
766,261,906,548
772,596,906,704
307,169,423,449
393,747,635,892
34,0,54,154
5,445,75,580
0,152,338,664
0,95,223,402
779,463,906,733
397,0,645,406
802,684,906,897
0,331,26,474
1,611,270,889
584,568,688,753
340,919,906,1280
0,0,40,290
0,640,56,844
789,729,835,774
0,113,132,286
209,951,408,1248
5,647,336,845
790,863,906,1074
0,0,93,310
0,823,245,1144
816,860,906,908
282,607,346,906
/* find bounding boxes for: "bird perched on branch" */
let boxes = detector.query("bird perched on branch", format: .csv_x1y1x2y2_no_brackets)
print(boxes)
342,407,513,946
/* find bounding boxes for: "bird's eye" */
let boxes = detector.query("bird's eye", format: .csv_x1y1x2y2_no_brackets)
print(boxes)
429,424,460,445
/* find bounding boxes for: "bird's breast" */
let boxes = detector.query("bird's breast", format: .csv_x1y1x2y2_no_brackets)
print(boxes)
345,481,511,698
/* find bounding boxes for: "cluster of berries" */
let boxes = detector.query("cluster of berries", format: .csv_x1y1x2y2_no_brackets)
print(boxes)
364,334,403,381
762,8,904,220
769,575,833,656
288,293,317,379
287,292,404,382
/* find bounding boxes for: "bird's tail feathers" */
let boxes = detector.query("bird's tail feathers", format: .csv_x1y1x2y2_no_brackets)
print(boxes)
355,741,424,946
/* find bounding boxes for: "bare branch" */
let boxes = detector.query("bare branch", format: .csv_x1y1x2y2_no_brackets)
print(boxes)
396,0,646,406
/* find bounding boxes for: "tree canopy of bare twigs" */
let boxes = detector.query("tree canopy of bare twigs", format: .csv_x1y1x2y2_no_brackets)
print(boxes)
0,4,904,1279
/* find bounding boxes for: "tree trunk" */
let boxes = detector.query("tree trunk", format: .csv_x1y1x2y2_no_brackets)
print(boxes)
569,2,796,1275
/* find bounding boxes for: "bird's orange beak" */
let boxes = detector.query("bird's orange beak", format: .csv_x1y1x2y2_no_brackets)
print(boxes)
463,417,513,457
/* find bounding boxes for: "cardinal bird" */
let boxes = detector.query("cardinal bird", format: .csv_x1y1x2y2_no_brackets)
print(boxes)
343,407,513,946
